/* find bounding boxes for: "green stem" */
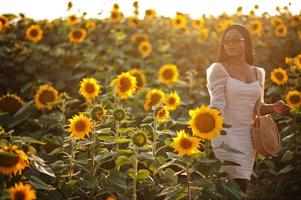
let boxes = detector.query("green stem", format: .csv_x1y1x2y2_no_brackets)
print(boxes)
90,129,96,199
186,165,191,200
132,147,138,200
69,137,75,181
152,114,158,157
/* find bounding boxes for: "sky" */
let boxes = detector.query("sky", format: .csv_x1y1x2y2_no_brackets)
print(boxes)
0,0,300,20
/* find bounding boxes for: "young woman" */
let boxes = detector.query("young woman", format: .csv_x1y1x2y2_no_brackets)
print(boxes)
206,24,291,198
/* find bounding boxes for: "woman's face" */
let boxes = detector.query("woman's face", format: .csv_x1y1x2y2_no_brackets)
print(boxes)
223,29,245,57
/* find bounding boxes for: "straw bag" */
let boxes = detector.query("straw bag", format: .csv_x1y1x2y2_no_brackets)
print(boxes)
251,68,281,157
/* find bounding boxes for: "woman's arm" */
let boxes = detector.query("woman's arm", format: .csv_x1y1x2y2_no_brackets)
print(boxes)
259,100,291,116
259,103,275,115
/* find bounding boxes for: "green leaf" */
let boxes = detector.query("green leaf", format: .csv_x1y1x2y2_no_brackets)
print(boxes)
136,169,150,181
280,150,294,162
115,156,131,167
12,136,45,145
218,142,245,154
222,160,241,166
222,122,232,128
29,176,56,190
216,180,243,200
278,165,294,174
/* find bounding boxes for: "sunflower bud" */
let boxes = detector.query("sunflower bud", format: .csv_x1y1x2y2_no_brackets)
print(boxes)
113,108,126,121
132,131,147,147
91,105,107,121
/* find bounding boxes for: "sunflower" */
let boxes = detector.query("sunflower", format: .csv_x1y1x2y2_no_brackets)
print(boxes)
0,94,25,115
110,10,123,23
26,24,43,43
129,68,146,89
85,21,96,31
112,3,119,11
67,14,78,25
138,40,152,58
79,77,101,100
164,91,181,110
91,105,107,122
113,108,126,121
249,20,263,37
0,15,9,28
285,57,293,65
171,130,201,156
156,107,169,122
270,17,284,27
68,113,93,139
275,24,287,37
159,64,179,84
34,85,60,110
144,89,165,111
106,195,117,200
0,145,29,176
172,15,186,29
128,16,139,26
132,131,147,147
286,90,301,108
197,28,209,44
294,54,301,69
191,18,205,29
270,67,288,85
68,28,87,43
188,104,224,140
130,34,149,44
236,6,243,15
112,72,137,99
9,182,36,200
144,9,157,20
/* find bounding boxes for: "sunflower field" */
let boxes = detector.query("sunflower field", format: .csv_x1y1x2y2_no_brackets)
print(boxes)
0,1,301,200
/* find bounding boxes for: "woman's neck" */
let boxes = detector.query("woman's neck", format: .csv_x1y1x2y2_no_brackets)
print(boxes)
226,56,247,67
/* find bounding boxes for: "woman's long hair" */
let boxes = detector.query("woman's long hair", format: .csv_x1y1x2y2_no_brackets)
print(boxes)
217,23,254,65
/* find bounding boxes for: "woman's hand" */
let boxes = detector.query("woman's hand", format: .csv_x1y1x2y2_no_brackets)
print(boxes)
273,100,291,115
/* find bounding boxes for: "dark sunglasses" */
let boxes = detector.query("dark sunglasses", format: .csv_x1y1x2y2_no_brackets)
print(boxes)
223,37,245,45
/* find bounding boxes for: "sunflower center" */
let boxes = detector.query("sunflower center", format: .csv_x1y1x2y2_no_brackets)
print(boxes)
180,138,192,149
0,18,5,25
133,74,142,87
278,27,284,33
39,90,55,105
275,72,284,80
194,113,216,133
111,12,118,19
162,69,174,80
30,29,39,37
252,24,258,30
84,83,95,94
150,93,162,106
119,77,131,92
168,97,176,105
73,30,83,39
0,151,19,167
70,16,76,21
75,120,87,132
0,96,23,115
289,95,300,104
14,191,26,200
176,19,181,25
142,44,149,51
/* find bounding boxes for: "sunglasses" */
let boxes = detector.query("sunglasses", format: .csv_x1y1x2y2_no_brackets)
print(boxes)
223,37,245,45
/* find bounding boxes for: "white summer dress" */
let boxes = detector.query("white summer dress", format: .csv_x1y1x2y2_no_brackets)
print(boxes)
206,62,266,180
